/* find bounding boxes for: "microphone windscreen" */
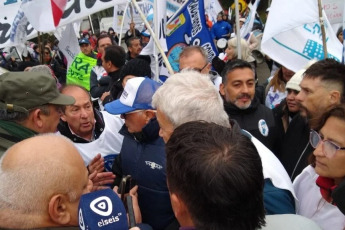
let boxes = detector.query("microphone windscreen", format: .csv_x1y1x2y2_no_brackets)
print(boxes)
78,189,128,230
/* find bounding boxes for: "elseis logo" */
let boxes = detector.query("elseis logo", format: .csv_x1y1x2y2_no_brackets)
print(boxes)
89,196,122,227
90,196,112,216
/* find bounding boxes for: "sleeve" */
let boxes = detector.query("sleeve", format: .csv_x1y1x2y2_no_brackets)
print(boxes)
90,68,109,98
248,33,259,51
263,178,296,215
112,154,123,188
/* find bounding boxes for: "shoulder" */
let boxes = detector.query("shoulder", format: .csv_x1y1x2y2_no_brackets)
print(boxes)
262,214,322,230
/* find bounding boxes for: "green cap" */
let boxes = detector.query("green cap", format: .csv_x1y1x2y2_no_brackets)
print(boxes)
0,72,75,114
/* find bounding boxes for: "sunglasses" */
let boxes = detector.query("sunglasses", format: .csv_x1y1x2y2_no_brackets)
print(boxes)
120,110,144,119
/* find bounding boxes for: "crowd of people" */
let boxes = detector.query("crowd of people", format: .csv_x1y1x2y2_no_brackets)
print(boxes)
0,3,345,230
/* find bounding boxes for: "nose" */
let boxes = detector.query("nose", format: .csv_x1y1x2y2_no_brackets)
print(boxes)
313,141,325,157
296,91,303,103
80,108,88,118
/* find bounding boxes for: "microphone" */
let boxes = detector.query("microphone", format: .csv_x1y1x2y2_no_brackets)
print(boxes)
78,189,128,230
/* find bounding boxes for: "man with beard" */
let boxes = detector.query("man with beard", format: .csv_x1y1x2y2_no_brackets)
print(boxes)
220,59,283,158
280,58,345,180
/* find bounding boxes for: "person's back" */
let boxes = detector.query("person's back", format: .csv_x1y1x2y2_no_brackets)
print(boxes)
166,121,266,230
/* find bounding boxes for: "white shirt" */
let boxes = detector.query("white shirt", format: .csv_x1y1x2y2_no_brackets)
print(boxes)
294,165,345,230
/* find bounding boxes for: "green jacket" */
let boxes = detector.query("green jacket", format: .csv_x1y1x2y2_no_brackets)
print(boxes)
0,120,37,158
66,52,97,91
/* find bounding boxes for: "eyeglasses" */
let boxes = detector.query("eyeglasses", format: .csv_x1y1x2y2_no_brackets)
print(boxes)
309,129,345,158
120,110,143,119
179,62,208,73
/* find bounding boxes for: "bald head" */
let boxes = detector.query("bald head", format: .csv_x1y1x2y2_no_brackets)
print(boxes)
0,134,90,229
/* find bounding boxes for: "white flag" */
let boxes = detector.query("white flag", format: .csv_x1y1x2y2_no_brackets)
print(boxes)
262,0,342,72
240,0,260,38
58,23,79,69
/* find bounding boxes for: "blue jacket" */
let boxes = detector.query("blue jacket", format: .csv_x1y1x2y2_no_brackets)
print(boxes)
112,118,175,230
211,21,232,40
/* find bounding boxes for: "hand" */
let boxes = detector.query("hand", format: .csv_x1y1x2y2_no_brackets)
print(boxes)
87,153,104,174
89,171,115,191
129,185,142,224
101,91,110,101
113,185,142,224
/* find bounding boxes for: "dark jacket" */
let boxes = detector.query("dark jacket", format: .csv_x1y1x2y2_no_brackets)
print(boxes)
57,109,105,143
279,114,313,180
0,120,37,157
102,69,123,106
112,118,175,230
90,58,111,99
224,97,284,158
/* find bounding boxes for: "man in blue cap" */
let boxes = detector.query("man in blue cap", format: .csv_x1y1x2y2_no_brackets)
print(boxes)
66,37,97,91
105,77,176,230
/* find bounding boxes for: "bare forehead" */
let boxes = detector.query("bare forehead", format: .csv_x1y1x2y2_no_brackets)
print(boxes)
226,68,255,81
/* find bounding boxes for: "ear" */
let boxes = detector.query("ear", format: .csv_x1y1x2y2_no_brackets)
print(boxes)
170,193,193,226
219,83,226,96
31,108,44,129
48,194,71,225
144,110,156,122
329,90,341,105
60,109,68,122
205,63,212,72
170,193,184,219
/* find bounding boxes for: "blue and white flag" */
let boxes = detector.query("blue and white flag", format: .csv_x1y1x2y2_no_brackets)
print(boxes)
262,0,342,72
240,0,260,38
165,0,218,73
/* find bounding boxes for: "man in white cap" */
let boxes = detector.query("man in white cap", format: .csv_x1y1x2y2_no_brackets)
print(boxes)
105,77,176,230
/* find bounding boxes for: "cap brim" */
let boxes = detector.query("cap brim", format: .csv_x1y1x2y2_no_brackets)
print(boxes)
49,94,75,105
104,99,136,115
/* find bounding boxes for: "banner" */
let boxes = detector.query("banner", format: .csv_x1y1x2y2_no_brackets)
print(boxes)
261,0,342,72
1,0,128,49
113,1,153,37
240,0,260,38
21,0,67,32
165,0,218,73
57,23,80,69
205,0,223,24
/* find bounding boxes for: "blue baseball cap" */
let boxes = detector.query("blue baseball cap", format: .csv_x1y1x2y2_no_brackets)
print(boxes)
105,77,161,115
79,38,90,45
78,189,128,230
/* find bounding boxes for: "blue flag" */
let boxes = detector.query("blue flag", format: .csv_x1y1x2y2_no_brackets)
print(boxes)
165,0,218,73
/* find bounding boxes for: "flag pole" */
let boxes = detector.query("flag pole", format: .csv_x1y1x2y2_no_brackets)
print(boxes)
318,0,327,58
153,0,159,81
131,0,174,75
235,0,241,59
118,2,130,44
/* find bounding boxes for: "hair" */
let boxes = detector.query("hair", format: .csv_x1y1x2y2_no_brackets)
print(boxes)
152,71,230,128
309,104,345,167
166,121,265,230
221,59,254,84
60,84,91,112
96,34,114,48
303,58,345,103
103,45,126,68
126,36,141,48
227,37,252,62
267,67,286,93
119,58,152,82
0,104,50,122
0,134,78,228
336,27,343,37
179,46,208,64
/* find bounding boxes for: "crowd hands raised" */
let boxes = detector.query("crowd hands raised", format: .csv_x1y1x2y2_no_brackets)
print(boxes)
1,8,345,230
